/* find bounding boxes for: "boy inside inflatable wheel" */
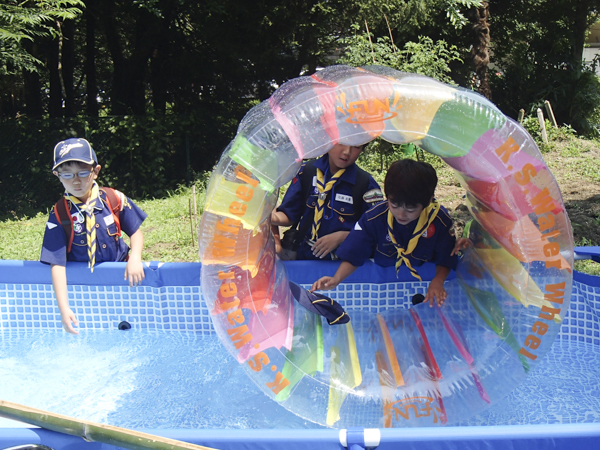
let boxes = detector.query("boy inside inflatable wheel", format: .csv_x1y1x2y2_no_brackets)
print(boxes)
312,159,464,308
271,143,382,260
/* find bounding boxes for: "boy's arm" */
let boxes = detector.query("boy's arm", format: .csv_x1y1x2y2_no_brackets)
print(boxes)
51,264,79,334
311,260,357,291
125,228,145,287
424,265,451,307
271,210,293,227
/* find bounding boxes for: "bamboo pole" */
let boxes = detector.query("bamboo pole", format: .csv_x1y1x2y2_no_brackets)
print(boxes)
384,14,397,53
537,108,548,143
0,400,217,450
365,20,376,64
544,100,558,128
189,199,195,247
517,109,525,124
192,185,198,229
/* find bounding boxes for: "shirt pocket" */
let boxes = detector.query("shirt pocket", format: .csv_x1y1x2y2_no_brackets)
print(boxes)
305,191,318,210
411,243,434,263
330,193,356,218
106,222,119,237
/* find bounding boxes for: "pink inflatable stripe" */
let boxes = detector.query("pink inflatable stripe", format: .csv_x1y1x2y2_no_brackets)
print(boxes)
269,97,305,161
410,309,442,380
436,307,474,365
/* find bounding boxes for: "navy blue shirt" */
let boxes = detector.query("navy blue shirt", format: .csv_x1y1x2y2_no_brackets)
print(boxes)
277,155,381,260
41,189,147,266
336,201,458,270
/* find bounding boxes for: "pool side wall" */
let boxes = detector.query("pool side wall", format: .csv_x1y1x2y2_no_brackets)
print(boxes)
0,260,598,345
0,259,599,450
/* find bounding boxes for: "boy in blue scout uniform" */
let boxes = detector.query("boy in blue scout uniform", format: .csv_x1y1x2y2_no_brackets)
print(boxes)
311,159,459,307
271,143,382,260
41,138,147,334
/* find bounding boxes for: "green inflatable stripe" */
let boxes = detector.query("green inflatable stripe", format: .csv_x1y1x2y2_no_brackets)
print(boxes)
459,280,530,374
229,135,278,193
422,95,506,158
276,312,324,402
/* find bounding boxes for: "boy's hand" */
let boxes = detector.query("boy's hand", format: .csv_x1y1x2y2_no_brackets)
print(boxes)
424,279,447,307
125,257,145,287
61,308,79,335
451,237,472,256
311,276,339,292
311,231,347,259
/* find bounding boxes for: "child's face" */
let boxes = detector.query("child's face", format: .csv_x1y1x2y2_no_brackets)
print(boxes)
328,144,363,173
54,162,100,202
388,200,424,225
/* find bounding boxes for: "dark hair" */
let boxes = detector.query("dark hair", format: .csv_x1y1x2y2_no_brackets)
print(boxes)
384,159,437,207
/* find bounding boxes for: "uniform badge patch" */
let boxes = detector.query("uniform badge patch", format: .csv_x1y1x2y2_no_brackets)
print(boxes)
363,189,384,204
423,223,436,238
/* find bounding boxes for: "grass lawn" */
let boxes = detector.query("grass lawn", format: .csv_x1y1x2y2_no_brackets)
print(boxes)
1,133,600,276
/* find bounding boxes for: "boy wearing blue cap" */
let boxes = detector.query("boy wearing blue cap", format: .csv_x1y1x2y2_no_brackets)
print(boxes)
271,143,382,260
311,159,458,307
41,138,147,334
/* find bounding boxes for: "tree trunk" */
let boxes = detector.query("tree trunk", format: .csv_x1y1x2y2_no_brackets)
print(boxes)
22,42,44,118
47,32,63,118
85,0,99,117
62,19,76,117
470,2,492,100
98,1,161,115
571,0,595,73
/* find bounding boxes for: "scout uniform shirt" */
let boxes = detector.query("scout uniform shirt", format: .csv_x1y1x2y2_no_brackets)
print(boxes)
336,201,458,271
40,189,147,266
276,154,381,260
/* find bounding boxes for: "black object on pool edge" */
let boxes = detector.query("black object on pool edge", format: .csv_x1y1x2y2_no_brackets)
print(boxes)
412,294,425,305
118,321,131,330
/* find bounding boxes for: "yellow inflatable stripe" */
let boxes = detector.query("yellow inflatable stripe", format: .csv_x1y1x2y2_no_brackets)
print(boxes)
326,323,362,426
346,322,362,385
476,248,561,321
204,178,268,230
387,80,453,142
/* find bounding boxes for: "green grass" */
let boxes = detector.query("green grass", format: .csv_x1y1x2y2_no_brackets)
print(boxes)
0,181,206,263
1,138,600,277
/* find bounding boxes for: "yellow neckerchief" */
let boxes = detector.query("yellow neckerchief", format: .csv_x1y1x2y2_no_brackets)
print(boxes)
310,167,345,241
387,200,440,280
67,182,100,272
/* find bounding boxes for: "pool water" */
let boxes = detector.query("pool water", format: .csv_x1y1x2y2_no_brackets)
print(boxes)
0,329,598,429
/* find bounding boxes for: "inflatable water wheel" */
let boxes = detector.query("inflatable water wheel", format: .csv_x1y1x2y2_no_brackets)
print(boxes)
198,65,573,428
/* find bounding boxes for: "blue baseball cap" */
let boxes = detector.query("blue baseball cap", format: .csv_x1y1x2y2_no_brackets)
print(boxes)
52,138,97,170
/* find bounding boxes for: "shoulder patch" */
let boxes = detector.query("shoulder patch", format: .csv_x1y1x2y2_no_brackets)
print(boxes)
46,222,58,229
363,189,384,204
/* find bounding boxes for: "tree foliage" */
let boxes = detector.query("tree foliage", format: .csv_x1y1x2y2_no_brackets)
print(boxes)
0,0,83,74
489,0,600,134
337,33,462,85
2,0,600,217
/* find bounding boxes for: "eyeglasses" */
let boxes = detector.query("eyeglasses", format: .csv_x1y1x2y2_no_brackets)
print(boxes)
56,170,93,180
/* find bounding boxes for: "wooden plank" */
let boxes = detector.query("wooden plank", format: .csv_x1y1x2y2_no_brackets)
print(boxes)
0,400,218,450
